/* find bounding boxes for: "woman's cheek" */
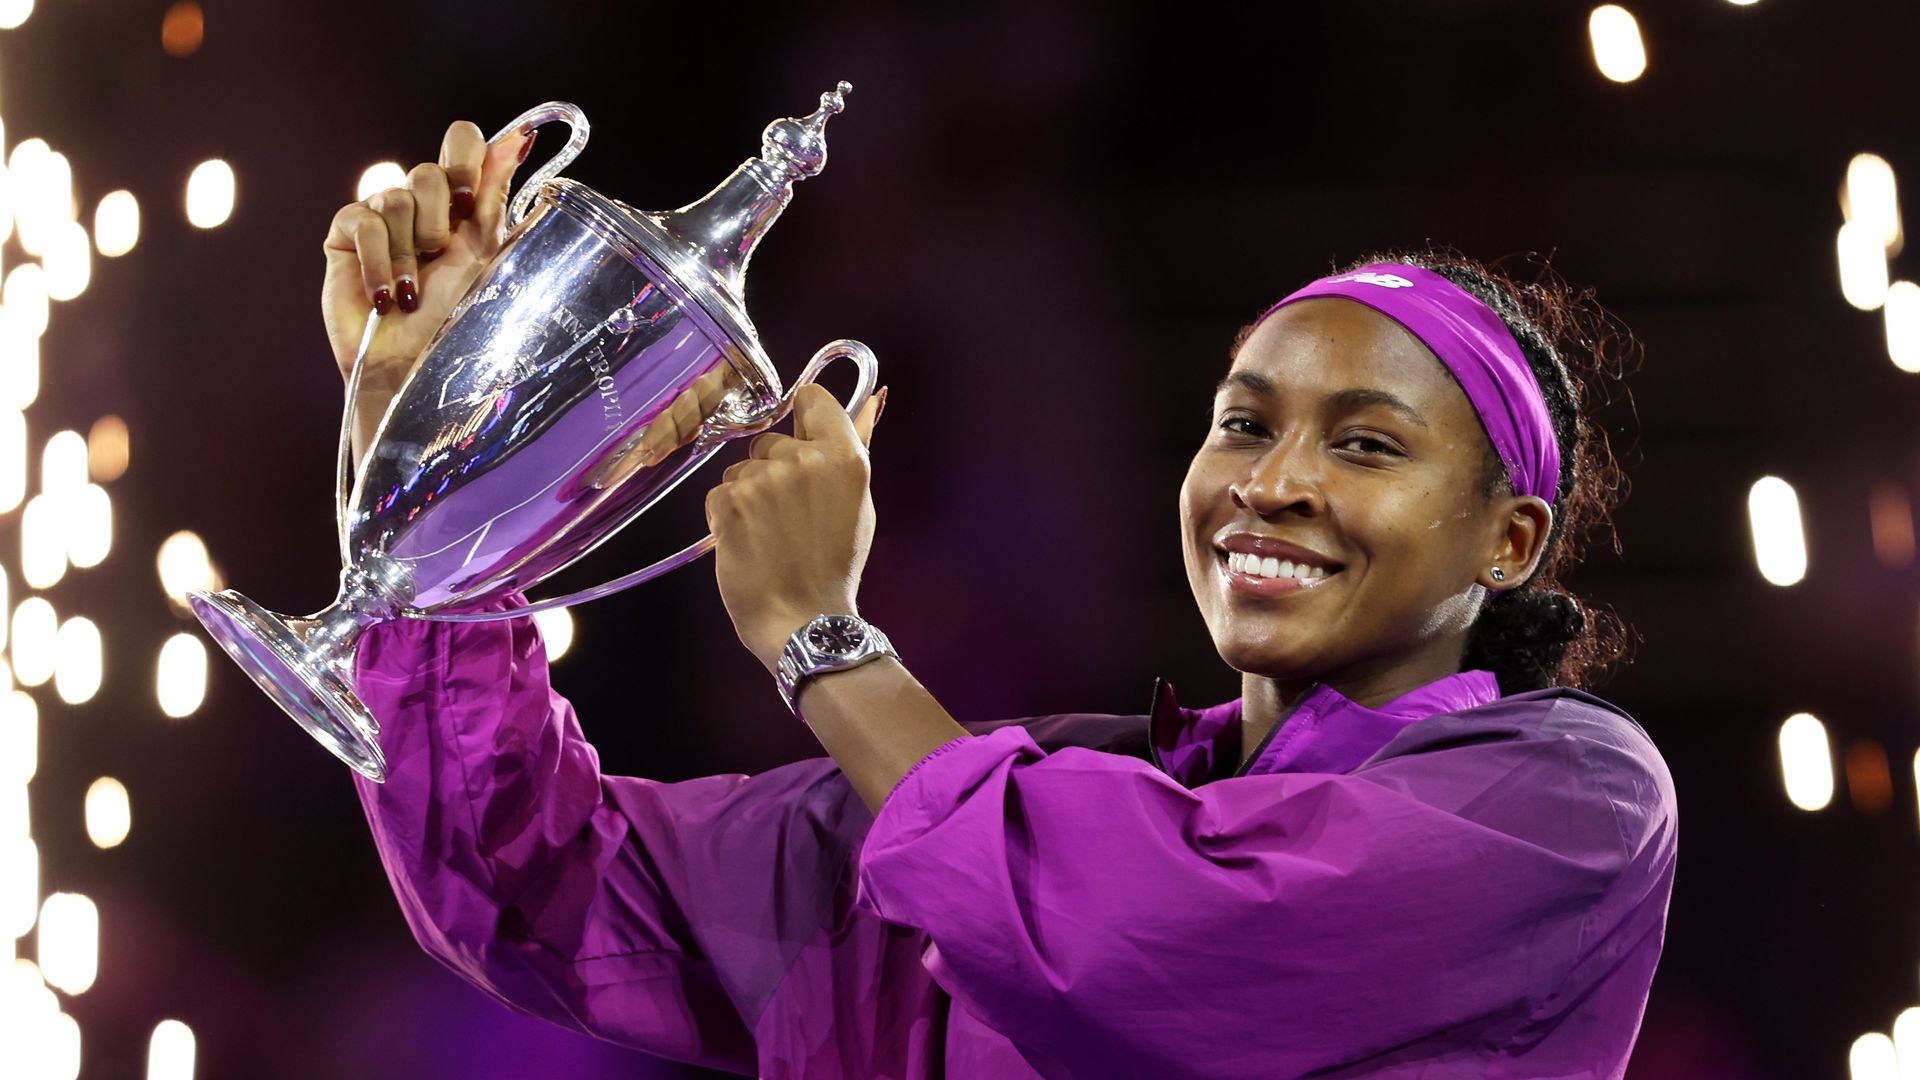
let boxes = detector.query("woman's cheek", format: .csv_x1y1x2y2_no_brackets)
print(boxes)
1178,458,1219,569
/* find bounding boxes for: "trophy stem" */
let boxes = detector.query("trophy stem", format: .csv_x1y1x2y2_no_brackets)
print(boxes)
189,570,396,782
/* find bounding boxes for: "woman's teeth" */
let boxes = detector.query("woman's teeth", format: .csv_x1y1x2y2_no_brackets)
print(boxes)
1225,551,1331,581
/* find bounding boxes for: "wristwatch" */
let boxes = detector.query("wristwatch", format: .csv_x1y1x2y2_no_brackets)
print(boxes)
776,613,899,715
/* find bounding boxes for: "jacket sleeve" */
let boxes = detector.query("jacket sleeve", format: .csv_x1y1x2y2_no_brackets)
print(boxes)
853,709,1677,1079
349,596,907,1077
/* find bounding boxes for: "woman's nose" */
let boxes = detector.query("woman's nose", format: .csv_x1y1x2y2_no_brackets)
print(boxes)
1231,443,1325,517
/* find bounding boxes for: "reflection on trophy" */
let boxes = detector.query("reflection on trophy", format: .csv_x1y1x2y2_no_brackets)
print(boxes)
189,83,879,783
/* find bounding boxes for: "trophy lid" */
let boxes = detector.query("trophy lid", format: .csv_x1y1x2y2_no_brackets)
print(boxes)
547,83,852,407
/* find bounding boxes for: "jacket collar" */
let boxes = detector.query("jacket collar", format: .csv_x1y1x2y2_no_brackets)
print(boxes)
1147,669,1502,787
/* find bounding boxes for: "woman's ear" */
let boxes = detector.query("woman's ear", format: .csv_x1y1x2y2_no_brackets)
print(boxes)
1481,496,1554,589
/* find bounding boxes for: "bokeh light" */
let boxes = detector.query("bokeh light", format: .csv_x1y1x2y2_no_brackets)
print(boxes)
36,891,97,994
1890,1006,1920,1079
19,494,62,589
1854,1031,1899,1080
1779,713,1835,812
1,778,26,837
93,190,139,258
161,1,204,58
1886,280,1920,372
156,531,220,605
54,616,102,705
83,777,129,850
10,141,71,259
356,161,407,201
5,262,49,338
1845,153,1902,254
533,607,575,661
156,633,207,719
86,415,128,482
41,220,89,301
64,485,111,569
43,429,87,496
1845,739,1893,816
1870,483,1916,568
185,159,235,229
12,597,56,687
1588,6,1647,83
1748,476,1808,587
1841,221,1892,310
148,1019,196,1080
0,315,41,410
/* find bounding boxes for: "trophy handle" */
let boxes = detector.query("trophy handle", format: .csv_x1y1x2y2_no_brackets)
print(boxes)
336,315,379,563
489,102,591,230
332,103,593,560
426,340,880,623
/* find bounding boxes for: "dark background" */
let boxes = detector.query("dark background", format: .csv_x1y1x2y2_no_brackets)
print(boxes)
14,1,1917,1076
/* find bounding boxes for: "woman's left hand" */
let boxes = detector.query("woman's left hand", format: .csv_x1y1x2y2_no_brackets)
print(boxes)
707,382,887,672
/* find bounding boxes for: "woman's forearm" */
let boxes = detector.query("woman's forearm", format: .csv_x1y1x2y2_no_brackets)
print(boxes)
788,656,971,815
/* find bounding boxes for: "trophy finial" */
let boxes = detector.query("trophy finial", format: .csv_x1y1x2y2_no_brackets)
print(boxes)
761,80,852,183
651,81,857,313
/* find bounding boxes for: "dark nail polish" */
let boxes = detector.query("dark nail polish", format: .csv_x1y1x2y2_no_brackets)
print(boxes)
873,386,889,424
372,287,394,316
451,188,476,220
396,277,419,313
517,130,538,164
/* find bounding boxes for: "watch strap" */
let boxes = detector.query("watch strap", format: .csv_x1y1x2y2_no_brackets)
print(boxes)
776,615,897,714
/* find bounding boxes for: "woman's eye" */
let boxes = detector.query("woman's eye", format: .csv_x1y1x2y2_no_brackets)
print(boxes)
1339,435,1401,456
1217,415,1266,437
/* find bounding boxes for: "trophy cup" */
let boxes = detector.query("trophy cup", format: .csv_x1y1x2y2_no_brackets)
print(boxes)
189,83,878,783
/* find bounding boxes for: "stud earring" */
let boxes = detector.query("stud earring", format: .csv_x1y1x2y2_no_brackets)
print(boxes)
1490,567,1506,583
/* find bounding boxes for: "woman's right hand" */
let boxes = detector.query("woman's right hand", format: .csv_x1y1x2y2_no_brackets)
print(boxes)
322,120,538,454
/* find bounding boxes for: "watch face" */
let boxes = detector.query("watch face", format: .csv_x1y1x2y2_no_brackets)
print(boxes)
805,615,868,656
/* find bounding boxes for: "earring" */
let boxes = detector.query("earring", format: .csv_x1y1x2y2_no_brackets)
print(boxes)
1490,567,1506,583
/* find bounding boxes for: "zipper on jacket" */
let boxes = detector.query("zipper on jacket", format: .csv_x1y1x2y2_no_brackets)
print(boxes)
1229,686,1317,780
1147,677,1169,775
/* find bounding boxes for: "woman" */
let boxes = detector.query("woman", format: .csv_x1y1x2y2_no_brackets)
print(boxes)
328,122,1676,1079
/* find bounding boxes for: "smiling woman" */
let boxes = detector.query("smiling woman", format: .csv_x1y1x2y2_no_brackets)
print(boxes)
332,132,1671,1080
1187,250,1637,769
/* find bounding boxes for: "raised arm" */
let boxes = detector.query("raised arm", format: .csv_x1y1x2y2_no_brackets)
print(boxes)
849,702,1678,1079
350,601,760,1072
324,120,935,1075
349,600,1011,1078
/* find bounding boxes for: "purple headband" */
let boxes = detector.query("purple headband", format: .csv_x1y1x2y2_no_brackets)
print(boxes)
1258,263,1561,503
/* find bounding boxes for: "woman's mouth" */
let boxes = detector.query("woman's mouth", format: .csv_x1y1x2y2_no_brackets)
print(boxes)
1218,549,1341,597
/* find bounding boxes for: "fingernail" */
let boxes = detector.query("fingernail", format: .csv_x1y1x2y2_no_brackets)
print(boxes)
874,385,889,424
396,276,419,313
451,188,476,220
372,287,394,316
517,130,538,164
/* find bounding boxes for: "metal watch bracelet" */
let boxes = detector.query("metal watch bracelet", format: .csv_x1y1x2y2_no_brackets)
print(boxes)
776,614,898,714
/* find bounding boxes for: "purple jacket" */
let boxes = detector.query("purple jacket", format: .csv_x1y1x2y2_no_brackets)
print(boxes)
352,599,1677,1079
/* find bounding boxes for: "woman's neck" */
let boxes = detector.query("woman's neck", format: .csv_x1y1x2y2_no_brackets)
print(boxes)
1237,642,1469,770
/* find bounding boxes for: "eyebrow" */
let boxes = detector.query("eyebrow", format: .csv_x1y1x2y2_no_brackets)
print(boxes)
1214,371,1429,428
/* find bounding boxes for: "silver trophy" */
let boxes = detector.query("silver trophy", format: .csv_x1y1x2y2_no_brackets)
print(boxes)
190,83,877,782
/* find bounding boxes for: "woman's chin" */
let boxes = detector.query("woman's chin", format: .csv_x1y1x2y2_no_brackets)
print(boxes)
1213,637,1324,681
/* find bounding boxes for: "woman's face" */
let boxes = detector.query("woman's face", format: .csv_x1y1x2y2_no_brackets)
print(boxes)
1179,297,1539,687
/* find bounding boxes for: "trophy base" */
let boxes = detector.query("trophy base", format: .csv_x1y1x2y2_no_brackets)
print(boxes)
189,589,388,783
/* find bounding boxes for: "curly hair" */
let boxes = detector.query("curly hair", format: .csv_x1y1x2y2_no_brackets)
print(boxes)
1236,248,1640,693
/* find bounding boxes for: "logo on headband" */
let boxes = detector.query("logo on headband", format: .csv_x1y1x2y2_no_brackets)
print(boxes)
1327,271,1414,289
